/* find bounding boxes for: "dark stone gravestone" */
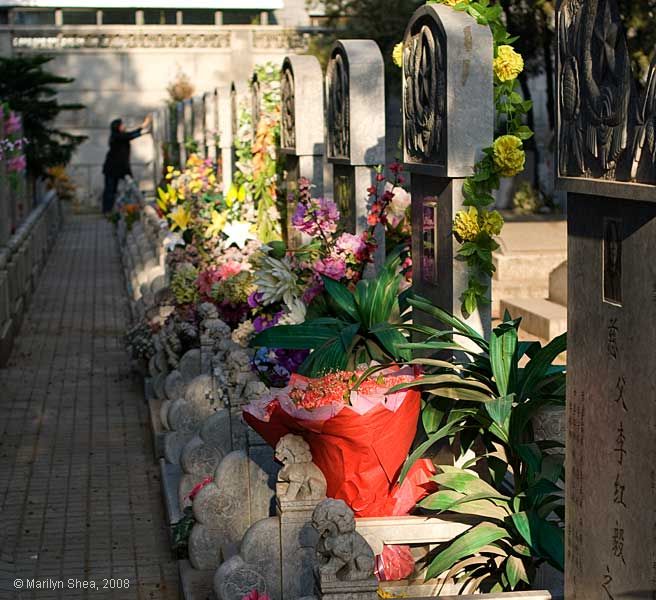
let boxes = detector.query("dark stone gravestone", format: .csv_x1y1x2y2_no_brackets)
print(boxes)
557,0,656,597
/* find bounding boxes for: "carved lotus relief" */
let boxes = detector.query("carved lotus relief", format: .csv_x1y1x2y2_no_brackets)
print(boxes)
403,19,446,165
558,0,656,184
281,65,296,149
327,49,350,160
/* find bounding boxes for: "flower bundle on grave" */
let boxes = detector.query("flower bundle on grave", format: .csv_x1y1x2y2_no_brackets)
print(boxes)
243,366,435,519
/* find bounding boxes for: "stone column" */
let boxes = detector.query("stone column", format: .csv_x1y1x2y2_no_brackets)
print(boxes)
557,0,656,598
183,98,194,160
229,81,248,190
176,101,186,167
325,40,385,241
403,4,493,337
193,94,206,158
217,85,234,195
280,54,325,247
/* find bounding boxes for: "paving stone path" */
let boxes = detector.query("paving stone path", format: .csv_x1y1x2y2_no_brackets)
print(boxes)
0,213,179,599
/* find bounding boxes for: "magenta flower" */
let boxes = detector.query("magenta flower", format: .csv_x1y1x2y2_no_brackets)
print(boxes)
241,591,270,600
7,154,26,173
315,256,347,281
335,232,367,260
291,197,339,237
4,111,21,135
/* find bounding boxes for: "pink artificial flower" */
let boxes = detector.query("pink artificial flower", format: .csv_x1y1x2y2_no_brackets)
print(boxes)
7,154,26,173
216,260,243,280
197,267,222,298
4,111,21,135
335,232,367,259
315,256,347,281
241,591,270,600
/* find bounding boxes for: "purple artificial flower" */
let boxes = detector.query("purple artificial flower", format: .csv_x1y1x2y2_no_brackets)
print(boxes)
291,197,340,237
4,111,21,135
248,291,264,309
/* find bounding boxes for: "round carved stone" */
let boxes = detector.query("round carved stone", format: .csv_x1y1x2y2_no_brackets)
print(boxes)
160,399,172,430
163,430,195,465
214,555,268,600
178,348,201,382
164,369,185,401
184,373,217,408
152,372,167,400
167,398,210,433
188,520,225,570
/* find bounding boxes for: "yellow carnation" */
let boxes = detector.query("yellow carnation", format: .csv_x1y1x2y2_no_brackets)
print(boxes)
493,135,525,177
481,209,504,237
392,42,403,68
493,45,524,82
453,207,481,242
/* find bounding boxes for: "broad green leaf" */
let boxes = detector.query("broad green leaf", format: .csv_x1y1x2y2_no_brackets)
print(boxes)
505,555,528,588
419,489,509,521
399,418,465,483
519,332,567,401
373,327,411,361
422,403,443,435
252,321,345,350
425,522,509,581
407,295,488,350
485,395,514,440
489,321,518,396
434,466,510,500
510,511,534,549
322,276,358,321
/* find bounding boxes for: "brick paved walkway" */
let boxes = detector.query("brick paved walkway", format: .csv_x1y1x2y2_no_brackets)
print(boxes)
0,214,179,599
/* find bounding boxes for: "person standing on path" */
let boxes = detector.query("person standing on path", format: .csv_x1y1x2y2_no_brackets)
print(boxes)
102,114,152,214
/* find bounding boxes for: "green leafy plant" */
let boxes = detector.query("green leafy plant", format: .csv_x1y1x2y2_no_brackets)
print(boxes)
171,507,195,559
252,255,411,376
0,55,85,177
385,297,565,592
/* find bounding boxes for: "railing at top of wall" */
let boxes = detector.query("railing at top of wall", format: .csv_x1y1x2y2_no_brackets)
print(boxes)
0,25,328,51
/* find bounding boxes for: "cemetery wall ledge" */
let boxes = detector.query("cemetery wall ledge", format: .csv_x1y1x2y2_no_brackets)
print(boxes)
0,24,330,51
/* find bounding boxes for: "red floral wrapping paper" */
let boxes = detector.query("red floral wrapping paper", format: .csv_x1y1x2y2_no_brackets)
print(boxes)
243,369,435,518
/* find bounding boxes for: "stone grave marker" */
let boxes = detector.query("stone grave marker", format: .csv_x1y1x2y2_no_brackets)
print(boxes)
556,0,656,597
176,100,187,167
325,40,385,241
213,85,234,195
192,94,206,158
230,80,248,189
280,55,325,247
402,3,493,336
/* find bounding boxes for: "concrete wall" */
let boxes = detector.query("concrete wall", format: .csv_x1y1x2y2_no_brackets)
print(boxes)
1,23,320,206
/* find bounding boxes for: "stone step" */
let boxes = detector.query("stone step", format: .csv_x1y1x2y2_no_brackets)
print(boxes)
499,297,567,341
492,279,550,319
492,251,567,282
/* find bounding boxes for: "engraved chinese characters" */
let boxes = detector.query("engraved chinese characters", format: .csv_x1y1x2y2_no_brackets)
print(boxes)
559,1,656,595
403,4,493,337
558,0,656,187
404,20,446,165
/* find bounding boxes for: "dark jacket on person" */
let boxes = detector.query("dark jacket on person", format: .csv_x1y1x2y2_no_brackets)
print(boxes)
102,119,142,178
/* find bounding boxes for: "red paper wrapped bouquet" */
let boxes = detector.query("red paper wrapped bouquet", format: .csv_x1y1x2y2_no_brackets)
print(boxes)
243,365,435,518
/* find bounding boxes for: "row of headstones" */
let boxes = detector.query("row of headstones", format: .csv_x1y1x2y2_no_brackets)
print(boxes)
150,2,494,334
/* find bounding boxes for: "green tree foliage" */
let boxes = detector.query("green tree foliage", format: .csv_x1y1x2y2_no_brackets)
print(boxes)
306,0,424,91
0,55,86,177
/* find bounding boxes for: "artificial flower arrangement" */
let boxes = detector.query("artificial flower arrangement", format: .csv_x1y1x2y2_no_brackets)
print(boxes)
233,62,284,244
243,365,435,518
393,0,533,317
1,104,28,187
157,154,260,269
